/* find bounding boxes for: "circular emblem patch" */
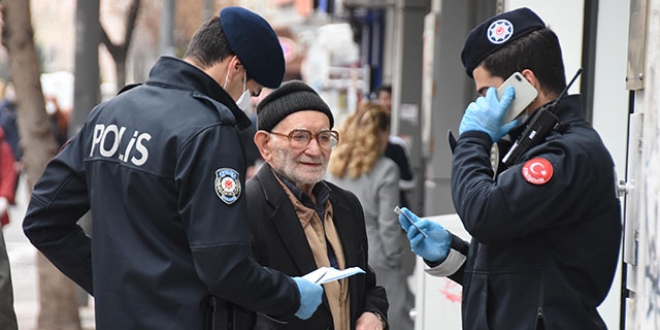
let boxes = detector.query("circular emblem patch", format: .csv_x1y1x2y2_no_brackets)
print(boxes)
487,19,514,44
522,158,553,185
215,168,241,204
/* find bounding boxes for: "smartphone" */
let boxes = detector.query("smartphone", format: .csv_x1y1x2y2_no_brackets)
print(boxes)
497,72,538,124
394,206,428,238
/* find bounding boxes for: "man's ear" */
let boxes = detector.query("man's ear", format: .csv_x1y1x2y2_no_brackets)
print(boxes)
254,130,272,161
233,56,245,74
521,69,540,90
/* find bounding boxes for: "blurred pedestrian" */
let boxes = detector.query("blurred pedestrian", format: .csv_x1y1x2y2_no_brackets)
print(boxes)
0,125,17,330
0,83,22,195
375,85,415,209
23,7,322,330
0,84,21,163
0,127,17,227
328,101,414,329
44,95,69,147
248,81,389,329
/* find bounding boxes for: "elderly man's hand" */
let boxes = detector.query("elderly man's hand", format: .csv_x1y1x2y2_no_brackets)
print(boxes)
355,312,386,330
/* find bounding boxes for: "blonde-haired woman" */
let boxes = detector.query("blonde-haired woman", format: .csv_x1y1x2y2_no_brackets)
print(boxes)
328,102,414,329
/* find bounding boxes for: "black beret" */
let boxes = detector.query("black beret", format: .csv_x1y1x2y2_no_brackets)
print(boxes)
256,80,334,132
461,7,545,78
220,7,285,89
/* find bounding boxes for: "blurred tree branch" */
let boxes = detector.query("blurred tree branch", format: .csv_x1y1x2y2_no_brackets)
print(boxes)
100,0,141,88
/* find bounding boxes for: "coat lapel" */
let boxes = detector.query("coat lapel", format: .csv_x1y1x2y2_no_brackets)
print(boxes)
329,192,361,319
257,165,319,276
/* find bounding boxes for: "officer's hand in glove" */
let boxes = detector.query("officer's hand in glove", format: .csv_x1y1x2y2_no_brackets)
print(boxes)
459,86,519,142
397,207,451,263
292,277,323,320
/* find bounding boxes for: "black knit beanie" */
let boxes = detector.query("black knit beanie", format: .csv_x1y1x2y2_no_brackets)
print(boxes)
256,80,334,132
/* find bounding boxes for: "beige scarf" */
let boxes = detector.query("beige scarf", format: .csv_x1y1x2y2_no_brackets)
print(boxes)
276,179,350,330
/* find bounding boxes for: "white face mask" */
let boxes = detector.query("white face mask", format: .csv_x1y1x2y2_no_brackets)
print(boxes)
223,66,251,111
235,73,251,111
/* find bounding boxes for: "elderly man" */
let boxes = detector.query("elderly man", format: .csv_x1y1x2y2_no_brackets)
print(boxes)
247,80,389,330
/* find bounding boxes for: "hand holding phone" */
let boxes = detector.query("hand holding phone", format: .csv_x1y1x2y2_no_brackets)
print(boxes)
394,206,428,238
497,72,538,124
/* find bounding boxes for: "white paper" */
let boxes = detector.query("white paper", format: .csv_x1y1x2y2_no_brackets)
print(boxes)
302,266,365,284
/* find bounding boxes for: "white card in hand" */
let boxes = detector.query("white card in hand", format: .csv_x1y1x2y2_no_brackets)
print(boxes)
302,266,365,284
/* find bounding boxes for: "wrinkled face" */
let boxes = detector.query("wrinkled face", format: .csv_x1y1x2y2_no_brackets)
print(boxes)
268,111,332,191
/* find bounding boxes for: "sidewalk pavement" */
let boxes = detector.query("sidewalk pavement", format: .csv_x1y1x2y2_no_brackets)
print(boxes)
5,177,95,330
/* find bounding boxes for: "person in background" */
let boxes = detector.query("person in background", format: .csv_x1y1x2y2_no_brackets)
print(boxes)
399,7,621,329
22,7,323,329
0,83,22,195
44,95,70,148
375,84,417,315
247,80,389,329
328,101,414,330
0,84,21,164
0,127,16,227
375,85,414,209
0,125,17,330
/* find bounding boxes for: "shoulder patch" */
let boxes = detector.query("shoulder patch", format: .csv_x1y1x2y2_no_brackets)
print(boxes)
215,168,241,204
521,157,553,185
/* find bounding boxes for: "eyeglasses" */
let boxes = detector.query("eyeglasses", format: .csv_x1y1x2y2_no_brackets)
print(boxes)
270,129,340,149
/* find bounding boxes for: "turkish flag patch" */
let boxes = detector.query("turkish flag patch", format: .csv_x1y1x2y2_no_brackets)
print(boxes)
521,158,553,185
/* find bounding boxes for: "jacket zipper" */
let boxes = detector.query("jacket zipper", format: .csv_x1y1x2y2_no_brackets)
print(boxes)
534,276,545,330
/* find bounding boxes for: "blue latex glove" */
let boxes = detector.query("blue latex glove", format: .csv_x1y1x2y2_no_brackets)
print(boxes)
397,207,451,263
292,277,323,320
459,86,519,142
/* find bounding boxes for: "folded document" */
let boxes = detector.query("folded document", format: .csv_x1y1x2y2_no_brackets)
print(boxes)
303,266,365,284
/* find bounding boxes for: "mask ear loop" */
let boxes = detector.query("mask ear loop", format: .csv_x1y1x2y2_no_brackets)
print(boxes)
222,56,240,89
242,69,247,94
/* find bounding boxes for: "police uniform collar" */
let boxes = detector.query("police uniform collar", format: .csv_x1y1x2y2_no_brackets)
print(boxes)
145,56,252,130
510,94,581,138
551,94,582,121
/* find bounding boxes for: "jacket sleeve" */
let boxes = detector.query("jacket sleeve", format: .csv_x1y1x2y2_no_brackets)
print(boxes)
424,233,470,285
22,129,93,293
176,124,299,317
386,140,415,191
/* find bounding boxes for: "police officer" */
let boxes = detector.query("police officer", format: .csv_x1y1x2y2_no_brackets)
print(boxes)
23,7,322,330
398,7,621,329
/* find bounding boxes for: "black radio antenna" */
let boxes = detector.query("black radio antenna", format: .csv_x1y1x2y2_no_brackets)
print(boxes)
547,68,583,113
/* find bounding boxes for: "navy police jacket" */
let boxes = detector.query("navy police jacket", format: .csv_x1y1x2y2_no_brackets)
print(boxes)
447,95,622,329
23,57,299,329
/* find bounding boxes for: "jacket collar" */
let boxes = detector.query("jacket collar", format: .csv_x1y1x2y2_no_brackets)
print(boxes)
145,56,252,130
254,164,319,275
